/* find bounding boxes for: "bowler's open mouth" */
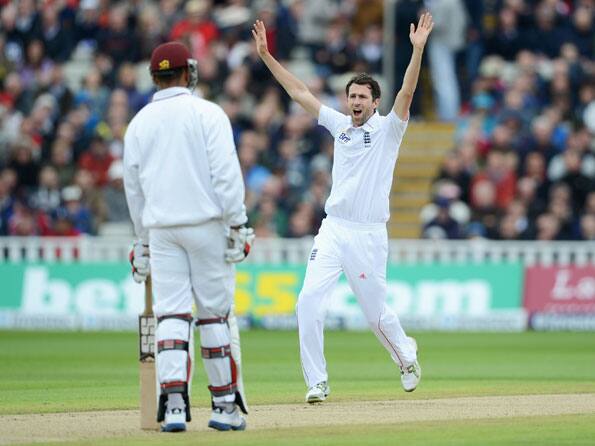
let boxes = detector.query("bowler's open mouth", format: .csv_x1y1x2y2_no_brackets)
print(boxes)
353,110,362,118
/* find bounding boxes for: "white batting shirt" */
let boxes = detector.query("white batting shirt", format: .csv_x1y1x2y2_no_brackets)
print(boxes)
318,105,408,224
123,87,247,242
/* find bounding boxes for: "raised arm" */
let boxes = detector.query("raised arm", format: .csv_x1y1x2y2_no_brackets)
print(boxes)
252,20,321,118
393,12,434,120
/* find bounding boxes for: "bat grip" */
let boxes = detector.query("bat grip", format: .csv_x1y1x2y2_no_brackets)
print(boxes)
144,275,153,316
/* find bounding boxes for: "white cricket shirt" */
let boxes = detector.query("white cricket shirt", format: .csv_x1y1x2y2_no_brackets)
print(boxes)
318,105,408,224
123,87,247,242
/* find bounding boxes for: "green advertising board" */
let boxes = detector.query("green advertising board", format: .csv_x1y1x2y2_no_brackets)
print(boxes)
0,263,526,330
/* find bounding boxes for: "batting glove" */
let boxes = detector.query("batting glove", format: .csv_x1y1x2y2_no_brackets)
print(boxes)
129,240,150,283
225,225,255,263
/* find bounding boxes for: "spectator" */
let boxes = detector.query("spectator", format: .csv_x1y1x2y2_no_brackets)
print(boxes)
422,197,462,239
426,0,467,121
103,160,129,223
169,0,219,60
57,185,93,234
77,134,114,187
30,165,60,214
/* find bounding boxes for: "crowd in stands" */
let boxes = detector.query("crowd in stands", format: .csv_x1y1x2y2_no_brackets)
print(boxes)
0,0,593,241
422,0,595,241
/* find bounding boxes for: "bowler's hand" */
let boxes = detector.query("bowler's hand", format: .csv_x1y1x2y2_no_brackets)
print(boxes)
410,12,434,50
225,225,255,263
129,240,150,283
251,20,269,58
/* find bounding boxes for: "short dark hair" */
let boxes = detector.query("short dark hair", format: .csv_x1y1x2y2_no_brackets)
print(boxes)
152,67,185,83
345,73,381,100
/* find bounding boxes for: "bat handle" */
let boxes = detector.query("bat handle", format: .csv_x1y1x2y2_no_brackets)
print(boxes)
144,275,153,316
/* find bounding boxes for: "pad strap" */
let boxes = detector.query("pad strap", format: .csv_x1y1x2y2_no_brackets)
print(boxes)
201,345,231,359
160,380,188,395
208,383,238,397
158,339,189,353
157,313,193,324
195,315,228,326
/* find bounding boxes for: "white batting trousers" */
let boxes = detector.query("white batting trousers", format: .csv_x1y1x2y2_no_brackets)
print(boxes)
149,220,235,386
297,216,417,388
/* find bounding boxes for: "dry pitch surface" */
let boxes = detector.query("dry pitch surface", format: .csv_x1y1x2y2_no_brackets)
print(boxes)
2,393,595,445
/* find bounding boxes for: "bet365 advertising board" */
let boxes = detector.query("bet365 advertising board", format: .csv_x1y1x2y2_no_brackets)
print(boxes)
0,262,527,331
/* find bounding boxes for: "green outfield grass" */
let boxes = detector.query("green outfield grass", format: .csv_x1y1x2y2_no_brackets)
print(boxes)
1,330,594,445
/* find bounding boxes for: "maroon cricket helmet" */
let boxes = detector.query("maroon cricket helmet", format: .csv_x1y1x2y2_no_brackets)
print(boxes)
149,41,192,74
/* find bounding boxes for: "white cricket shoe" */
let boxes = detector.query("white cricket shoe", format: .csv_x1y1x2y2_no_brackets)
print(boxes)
208,406,246,431
305,381,330,403
401,337,421,392
161,407,186,432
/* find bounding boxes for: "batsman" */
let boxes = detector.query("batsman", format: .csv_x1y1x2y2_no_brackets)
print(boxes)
124,41,254,432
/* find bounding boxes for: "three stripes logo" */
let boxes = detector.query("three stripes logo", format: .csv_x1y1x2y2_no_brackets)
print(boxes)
363,131,371,149
310,249,318,261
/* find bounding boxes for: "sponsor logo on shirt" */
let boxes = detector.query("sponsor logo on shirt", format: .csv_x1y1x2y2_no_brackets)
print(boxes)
338,133,351,144
310,248,318,261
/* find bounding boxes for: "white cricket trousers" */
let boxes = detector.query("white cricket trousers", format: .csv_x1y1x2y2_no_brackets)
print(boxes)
149,220,235,395
296,216,416,388
149,220,234,318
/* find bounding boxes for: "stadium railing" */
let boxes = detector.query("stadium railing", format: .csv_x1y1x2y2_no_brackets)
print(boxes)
0,236,593,266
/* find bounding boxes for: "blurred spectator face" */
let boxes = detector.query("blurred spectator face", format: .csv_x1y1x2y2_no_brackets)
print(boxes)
117,63,138,89
443,152,461,175
17,0,35,18
12,143,33,164
5,72,23,96
584,192,595,214
10,202,36,236
580,214,595,240
516,50,537,74
90,137,109,157
548,198,571,222
507,200,527,219
549,182,571,203
109,6,128,32
1,168,17,192
499,214,519,240
185,0,210,23
536,213,560,240
573,7,592,32
486,150,507,177
260,175,283,200
535,3,555,30
26,40,45,66
74,169,94,192
224,69,248,99
41,3,59,27
504,90,523,110
517,176,537,202
39,166,59,189
499,8,517,31
492,125,512,149
472,179,497,209
238,143,257,169
83,70,103,90
532,117,553,145
279,139,298,161
51,142,72,167
525,152,545,179
560,43,579,62
563,149,582,173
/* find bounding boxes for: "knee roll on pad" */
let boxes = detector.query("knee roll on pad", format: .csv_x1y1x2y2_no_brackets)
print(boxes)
156,313,194,422
197,315,248,414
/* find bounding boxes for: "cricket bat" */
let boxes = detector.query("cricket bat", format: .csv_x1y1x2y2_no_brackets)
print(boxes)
139,276,159,430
